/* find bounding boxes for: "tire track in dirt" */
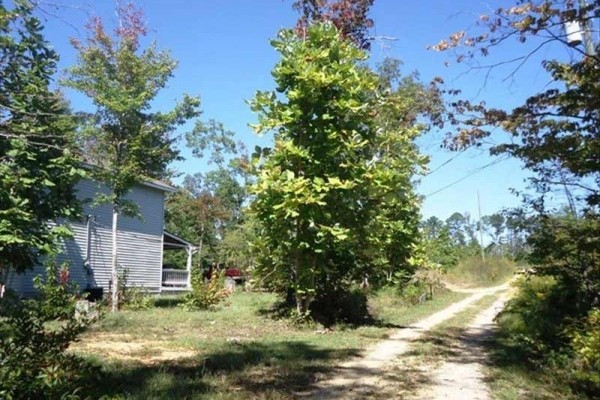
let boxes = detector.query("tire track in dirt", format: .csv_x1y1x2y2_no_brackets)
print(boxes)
407,295,507,400
308,284,508,399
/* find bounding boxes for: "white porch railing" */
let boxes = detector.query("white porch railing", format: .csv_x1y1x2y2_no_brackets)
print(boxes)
162,269,190,288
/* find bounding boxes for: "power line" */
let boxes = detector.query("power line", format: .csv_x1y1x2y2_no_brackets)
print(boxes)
425,146,470,176
424,156,509,198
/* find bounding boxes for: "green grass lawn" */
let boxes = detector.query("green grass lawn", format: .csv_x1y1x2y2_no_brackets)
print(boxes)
74,289,468,399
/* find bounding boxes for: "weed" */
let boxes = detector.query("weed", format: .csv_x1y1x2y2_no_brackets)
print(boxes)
181,269,230,311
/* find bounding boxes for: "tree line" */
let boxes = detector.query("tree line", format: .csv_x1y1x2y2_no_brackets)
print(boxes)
422,210,529,269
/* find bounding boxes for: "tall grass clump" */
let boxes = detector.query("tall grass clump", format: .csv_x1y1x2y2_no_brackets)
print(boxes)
445,256,518,287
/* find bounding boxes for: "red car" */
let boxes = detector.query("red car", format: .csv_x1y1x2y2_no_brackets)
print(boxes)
225,268,244,280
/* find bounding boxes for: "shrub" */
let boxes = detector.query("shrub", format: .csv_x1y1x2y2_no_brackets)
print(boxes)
496,276,573,355
181,268,230,311
399,282,433,305
0,261,98,399
122,286,153,311
107,268,153,311
570,308,600,392
571,308,600,371
495,277,600,397
410,267,445,300
526,213,600,314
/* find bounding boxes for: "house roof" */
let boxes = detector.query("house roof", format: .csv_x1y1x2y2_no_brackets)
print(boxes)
143,179,176,193
163,231,197,250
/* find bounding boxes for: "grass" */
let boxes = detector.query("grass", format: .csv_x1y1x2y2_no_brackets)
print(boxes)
445,256,518,288
371,287,467,326
73,289,468,399
485,361,588,400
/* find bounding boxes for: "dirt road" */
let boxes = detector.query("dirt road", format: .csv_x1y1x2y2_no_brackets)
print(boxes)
408,295,507,400
311,284,508,399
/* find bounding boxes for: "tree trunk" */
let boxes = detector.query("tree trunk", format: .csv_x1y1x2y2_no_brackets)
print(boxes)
0,260,5,299
295,293,312,315
197,229,204,269
111,206,119,312
294,245,303,314
296,293,305,314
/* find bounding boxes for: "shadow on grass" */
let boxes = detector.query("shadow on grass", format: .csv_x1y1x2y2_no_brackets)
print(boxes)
404,325,498,365
257,297,411,331
83,340,360,399
303,362,435,400
153,295,185,308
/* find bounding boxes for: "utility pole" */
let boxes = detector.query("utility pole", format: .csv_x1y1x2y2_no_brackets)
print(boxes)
579,0,597,56
477,190,485,262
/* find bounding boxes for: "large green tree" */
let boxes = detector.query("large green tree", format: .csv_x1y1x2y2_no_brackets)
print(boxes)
0,0,82,291
250,23,424,316
422,216,444,240
63,3,201,311
165,120,244,270
203,167,247,228
421,218,458,270
368,58,440,284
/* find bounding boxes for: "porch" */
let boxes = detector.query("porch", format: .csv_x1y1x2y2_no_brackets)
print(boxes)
161,231,197,292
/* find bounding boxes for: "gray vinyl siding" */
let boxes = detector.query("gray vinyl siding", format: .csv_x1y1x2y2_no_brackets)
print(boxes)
9,179,166,295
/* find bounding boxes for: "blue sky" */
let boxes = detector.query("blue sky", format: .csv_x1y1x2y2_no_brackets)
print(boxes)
36,0,571,221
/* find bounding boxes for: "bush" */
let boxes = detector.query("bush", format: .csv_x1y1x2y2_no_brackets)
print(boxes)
107,268,153,311
122,286,153,311
526,213,600,313
0,261,98,399
400,283,425,304
399,282,440,305
570,308,600,392
496,276,575,355
571,308,600,371
410,267,445,300
181,268,230,311
494,276,600,397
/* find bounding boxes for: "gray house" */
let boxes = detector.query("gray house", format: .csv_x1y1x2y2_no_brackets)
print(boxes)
7,178,196,296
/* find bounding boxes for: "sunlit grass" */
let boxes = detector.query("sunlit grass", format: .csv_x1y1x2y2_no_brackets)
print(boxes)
75,289,469,399
445,256,518,287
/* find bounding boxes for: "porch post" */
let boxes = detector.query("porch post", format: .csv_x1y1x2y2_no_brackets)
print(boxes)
186,246,193,289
